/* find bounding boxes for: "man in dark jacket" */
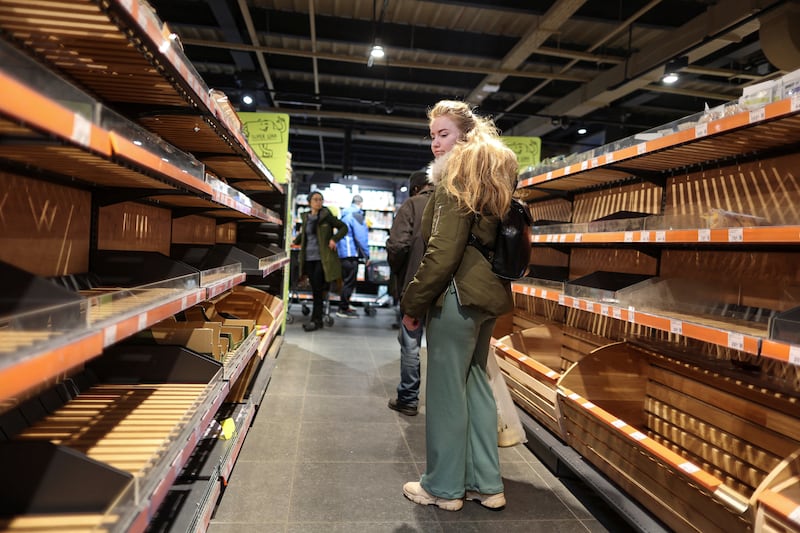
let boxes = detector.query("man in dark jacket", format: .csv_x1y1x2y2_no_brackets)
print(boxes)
385,170,433,416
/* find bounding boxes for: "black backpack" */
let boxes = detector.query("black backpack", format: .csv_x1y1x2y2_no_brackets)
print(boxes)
468,199,532,280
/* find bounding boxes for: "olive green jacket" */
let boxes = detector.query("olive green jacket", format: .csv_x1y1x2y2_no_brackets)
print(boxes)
400,183,513,318
293,206,348,282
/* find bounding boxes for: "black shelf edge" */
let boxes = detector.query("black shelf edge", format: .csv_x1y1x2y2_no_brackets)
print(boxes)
518,407,670,533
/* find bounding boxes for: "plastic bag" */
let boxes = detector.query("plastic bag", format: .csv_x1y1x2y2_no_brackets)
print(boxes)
486,351,527,447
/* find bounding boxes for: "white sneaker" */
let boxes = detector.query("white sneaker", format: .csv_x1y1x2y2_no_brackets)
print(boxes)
403,482,463,511
465,490,506,510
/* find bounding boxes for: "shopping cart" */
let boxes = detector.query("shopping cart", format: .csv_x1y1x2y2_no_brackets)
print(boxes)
359,260,392,317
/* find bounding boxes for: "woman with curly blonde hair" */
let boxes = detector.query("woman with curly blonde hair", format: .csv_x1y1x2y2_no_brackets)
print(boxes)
400,100,518,512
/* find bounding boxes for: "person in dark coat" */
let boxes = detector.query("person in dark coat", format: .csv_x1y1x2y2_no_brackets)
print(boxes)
385,170,434,416
293,191,347,331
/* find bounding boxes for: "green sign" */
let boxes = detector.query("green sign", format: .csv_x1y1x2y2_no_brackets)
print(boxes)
502,136,541,173
240,112,290,183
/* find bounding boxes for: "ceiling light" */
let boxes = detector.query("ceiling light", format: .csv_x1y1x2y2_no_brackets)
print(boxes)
370,44,385,59
577,127,588,135
242,94,254,105
662,72,679,84
662,56,688,84
482,83,500,93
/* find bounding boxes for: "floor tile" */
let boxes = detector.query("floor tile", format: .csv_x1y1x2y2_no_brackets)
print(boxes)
297,421,414,462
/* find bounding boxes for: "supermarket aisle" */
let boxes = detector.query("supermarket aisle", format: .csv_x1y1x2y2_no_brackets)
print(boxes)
208,307,634,532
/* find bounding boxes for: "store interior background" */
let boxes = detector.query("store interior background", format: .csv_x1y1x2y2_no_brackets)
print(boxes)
147,0,799,195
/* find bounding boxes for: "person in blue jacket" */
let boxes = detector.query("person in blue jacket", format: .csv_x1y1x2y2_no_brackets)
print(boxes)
336,195,370,318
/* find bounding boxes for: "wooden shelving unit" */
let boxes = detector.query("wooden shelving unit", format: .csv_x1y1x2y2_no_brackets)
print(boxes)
502,94,800,532
0,1,289,531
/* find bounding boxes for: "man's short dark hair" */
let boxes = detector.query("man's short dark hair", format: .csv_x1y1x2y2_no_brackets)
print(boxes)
352,194,363,204
408,171,429,196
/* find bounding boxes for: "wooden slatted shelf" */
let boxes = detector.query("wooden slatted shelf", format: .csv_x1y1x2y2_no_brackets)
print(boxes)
0,69,279,222
510,281,800,364
532,225,800,245
0,0,279,192
519,95,800,189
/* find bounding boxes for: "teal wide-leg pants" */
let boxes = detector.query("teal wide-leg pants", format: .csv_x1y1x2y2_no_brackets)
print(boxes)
420,283,503,499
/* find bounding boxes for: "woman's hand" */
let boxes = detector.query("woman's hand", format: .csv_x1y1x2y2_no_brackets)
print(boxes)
328,239,337,250
402,314,421,331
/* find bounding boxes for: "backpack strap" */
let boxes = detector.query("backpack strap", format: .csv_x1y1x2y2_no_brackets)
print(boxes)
468,214,494,261
467,233,493,260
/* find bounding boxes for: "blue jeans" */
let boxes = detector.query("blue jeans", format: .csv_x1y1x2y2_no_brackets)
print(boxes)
396,321,423,406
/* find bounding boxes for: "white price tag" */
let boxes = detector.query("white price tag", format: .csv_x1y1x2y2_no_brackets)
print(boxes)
580,161,588,171
546,171,553,180
574,233,582,243
558,294,565,306
138,313,148,331
541,290,548,299
728,332,745,351
630,431,646,441
789,345,800,366
637,143,647,155
656,230,667,243
181,296,188,309
728,227,743,242
749,107,766,123
792,94,800,112
564,165,571,174
71,114,91,147
628,306,636,323
104,325,117,346
606,152,614,163
533,235,541,243
695,122,708,138
600,305,610,316
624,231,634,243
572,298,581,309
559,234,567,243
670,320,683,335
546,234,554,242
612,307,622,320
698,229,711,242
591,158,598,168
639,231,650,242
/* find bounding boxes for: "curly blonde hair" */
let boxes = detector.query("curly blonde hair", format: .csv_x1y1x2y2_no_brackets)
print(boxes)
427,100,518,218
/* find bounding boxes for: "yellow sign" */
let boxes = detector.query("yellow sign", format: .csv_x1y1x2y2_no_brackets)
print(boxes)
240,112,291,183
502,136,541,173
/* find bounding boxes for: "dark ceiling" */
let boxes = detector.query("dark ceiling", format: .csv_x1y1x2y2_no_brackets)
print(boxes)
147,0,793,185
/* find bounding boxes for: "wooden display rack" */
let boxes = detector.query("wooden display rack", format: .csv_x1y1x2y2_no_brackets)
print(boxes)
0,2,289,530
505,94,800,532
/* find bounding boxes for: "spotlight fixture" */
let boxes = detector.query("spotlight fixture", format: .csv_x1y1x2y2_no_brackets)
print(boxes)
662,56,688,84
577,127,588,135
367,40,385,68
242,94,254,105
370,44,385,59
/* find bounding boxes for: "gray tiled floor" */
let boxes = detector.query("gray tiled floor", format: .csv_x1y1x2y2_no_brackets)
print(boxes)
209,306,635,532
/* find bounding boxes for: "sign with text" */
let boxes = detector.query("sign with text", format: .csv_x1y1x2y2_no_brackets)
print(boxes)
502,136,541,173
240,112,290,183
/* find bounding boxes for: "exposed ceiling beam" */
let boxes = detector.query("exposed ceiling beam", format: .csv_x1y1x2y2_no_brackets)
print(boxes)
177,37,592,83
509,0,778,138
283,108,428,129
644,84,738,101
237,0,276,106
536,46,625,64
466,0,588,103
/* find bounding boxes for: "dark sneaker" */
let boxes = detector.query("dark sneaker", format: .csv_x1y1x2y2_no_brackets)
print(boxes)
302,321,322,332
388,398,418,416
336,309,359,318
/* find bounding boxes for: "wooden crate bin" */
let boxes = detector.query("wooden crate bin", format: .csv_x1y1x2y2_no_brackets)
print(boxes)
210,285,281,327
558,342,800,533
755,449,800,532
494,324,609,437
